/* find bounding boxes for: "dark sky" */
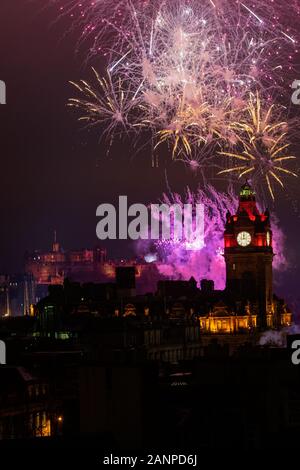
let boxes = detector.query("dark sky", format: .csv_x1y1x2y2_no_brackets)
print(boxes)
1,0,300,310
0,0,173,266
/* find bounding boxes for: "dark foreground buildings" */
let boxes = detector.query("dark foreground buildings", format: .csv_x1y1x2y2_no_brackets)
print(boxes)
0,184,299,452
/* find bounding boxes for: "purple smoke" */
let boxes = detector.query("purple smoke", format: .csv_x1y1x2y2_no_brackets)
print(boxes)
138,185,288,290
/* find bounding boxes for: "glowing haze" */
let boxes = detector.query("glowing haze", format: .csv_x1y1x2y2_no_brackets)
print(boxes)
137,186,287,289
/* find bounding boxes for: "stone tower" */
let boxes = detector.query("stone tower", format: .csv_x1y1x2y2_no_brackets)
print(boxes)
224,183,273,327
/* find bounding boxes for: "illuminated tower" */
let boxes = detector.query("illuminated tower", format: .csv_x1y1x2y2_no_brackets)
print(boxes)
52,230,60,253
224,183,273,327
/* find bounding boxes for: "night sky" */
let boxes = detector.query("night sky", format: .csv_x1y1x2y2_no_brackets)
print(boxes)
1,1,300,313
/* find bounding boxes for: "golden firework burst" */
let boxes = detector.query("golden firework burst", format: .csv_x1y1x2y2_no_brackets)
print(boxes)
218,92,297,200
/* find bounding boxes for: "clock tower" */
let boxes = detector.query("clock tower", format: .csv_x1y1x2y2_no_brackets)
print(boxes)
224,183,273,327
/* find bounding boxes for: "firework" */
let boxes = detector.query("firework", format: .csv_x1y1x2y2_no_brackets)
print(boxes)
218,92,298,200
68,68,139,139
68,2,273,156
62,0,299,197
176,145,221,180
112,1,290,161
50,0,300,74
138,185,287,287
48,0,160,58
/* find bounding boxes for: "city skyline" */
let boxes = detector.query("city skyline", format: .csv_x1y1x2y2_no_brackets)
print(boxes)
0,3,299,308
2,0,300,455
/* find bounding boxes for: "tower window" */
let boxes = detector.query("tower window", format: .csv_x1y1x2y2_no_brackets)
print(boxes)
233,264,236,271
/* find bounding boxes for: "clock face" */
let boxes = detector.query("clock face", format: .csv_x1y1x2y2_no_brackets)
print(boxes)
237,231,251,247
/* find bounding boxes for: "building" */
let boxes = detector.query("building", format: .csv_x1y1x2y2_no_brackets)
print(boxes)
199,182,292,333
31,183,292,334
0,276,10,317
25,235,107,291
225,182,273,325
25,236,162,297
0,274,36,317
0,366,62,440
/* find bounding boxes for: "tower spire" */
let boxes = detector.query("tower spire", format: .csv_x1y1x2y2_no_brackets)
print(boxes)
238,182,259,217
239,181,255,200
52,230,60,253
